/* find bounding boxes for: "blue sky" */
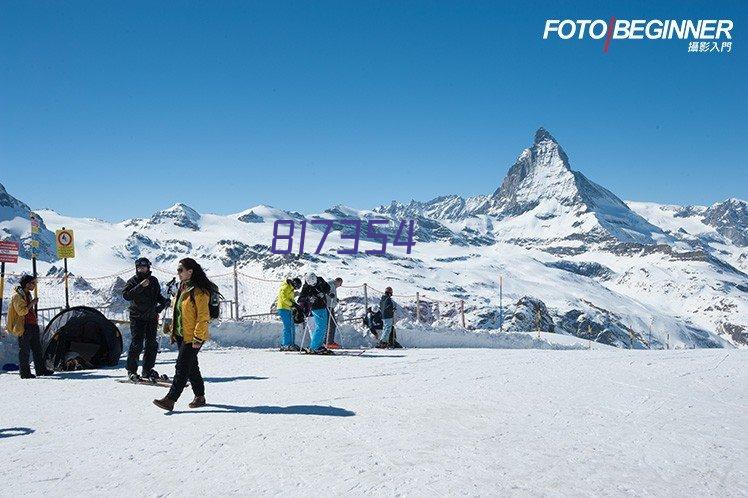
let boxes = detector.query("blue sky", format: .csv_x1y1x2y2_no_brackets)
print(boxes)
1,0,745,221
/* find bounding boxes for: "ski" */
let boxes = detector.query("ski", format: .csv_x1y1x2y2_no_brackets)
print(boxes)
117,378,173,388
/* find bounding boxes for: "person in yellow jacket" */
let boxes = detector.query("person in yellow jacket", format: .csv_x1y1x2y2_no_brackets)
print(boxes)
6,274,52,379
154,258,221,411
276,277,302,351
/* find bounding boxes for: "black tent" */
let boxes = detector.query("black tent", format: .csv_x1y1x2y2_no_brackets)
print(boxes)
41,306,123,371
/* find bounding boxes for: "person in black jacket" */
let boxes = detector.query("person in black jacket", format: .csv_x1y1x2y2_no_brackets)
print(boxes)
122,257,170,381
297,272,331,354
378,287,396,348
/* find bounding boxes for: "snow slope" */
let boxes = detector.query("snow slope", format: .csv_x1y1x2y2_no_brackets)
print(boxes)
1,348,745,496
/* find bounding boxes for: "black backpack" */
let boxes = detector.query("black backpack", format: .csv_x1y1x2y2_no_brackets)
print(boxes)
190,289,221,320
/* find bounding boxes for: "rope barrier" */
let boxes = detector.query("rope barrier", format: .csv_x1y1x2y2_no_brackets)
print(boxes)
1,263,471,328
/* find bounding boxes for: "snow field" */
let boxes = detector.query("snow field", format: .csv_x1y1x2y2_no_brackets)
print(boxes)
1,348,745,496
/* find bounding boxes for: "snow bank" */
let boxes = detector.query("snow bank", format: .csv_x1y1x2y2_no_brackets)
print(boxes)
207,320,600,350
0,319,610,367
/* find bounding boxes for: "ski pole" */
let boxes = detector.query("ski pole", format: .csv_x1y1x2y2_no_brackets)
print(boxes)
299,319,309,352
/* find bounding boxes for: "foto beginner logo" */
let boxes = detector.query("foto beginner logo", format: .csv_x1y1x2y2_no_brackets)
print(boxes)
543,18,734,53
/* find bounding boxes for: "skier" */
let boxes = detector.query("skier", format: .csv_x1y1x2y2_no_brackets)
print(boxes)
122,257,170,383
276,277,302,351
298,272,332,354
378,286,397,349
5,275,52,378
325,277,343,349
153,258,220,411
362,304,383,339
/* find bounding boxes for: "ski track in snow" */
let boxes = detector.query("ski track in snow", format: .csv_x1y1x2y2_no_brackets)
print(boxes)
1,348,746,497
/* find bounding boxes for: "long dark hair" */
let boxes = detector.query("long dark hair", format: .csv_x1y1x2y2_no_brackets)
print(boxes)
179,258,223,298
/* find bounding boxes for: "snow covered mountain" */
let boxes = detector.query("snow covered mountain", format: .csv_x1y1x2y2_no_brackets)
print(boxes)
1,128,746,349
0,183,56,261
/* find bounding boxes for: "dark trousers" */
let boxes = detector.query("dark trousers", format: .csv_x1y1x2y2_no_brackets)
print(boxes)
127,318,159,376
18,324,45,376
326,309,337,344
167,338,205,402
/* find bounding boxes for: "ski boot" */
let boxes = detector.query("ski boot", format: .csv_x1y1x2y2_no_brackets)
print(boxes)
280,344,301,352
325,342,341,350
375,341,389,349
128,372,142,383
142,370,160,383
307,346,333,355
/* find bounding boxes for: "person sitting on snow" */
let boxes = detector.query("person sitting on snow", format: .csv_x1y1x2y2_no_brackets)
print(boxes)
363,304,383,339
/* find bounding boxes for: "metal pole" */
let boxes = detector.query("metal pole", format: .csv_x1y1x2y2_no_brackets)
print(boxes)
64,258,69,308
363,283,368,312
415,292,420,322
233,261,239,320
460,299,465,328
499,276,503,331
30,212,38,300
0,262,5,324
32,256,37,300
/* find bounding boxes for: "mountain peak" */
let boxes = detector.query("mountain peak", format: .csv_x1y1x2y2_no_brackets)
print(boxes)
534,127,557,145
148,203,201,230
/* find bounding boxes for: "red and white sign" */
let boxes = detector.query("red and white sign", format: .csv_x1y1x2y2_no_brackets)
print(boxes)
0,241,20,264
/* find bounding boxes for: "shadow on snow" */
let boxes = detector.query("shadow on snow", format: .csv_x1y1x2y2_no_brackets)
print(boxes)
203,376,269,383
0,427,35,439
166,404,355,417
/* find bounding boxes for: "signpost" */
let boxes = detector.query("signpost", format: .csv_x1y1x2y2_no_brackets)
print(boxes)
55,228,76,309
30,213,39,300
0,240,20,327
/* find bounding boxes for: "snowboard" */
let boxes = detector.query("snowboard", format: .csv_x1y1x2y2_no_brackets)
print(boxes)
117,375,177,388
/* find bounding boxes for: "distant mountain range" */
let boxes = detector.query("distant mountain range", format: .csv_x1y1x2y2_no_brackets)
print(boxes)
2,128,746,348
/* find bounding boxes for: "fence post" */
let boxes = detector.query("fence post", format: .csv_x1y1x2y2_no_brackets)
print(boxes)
363,283,368,313
499,276,503,332
233,261,239,320
415,292,420,322
460,299,465,328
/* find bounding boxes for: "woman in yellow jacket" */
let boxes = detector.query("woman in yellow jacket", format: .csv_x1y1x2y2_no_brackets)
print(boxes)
277,277,302,351
6,275,51,378
154,258,220,411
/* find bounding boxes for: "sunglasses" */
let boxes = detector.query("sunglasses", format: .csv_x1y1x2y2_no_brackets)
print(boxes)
177,267,186,273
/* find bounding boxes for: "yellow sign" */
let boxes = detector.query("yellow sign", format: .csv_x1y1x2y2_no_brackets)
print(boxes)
30,240,40,248
55,229,76,259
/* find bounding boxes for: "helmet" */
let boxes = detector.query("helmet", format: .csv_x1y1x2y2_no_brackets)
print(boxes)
135,257,151,268
385,286,393,295
371,304,380,313
305,272,317,286
289,277,302,289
